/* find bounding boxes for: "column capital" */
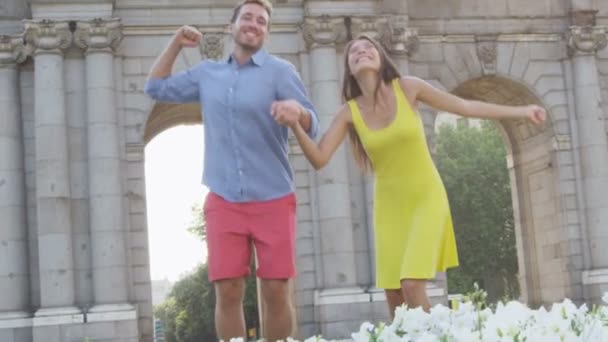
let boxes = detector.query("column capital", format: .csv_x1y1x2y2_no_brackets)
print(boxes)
302,16,347,49
567,25,607,56
74,18,122,53
350,16,389,41
0,35,29,67
199,32,224,60
24,19,72,55
380,15,418,56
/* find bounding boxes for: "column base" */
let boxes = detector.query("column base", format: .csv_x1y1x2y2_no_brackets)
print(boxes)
582,268,608,303
87,303,137,323
23,304,139,342
313,287,377,339
33,307,84,326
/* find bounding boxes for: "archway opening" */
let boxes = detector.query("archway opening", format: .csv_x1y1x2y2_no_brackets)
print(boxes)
435,76,555,306
143,103,261,341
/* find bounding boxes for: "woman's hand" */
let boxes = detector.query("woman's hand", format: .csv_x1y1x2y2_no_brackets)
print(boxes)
521,105,547,125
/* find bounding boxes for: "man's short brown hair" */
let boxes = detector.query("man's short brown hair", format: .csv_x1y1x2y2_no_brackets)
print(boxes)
231,0,273,24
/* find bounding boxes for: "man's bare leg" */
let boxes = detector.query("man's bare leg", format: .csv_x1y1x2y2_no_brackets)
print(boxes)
260,279,293,341
215,278,247,340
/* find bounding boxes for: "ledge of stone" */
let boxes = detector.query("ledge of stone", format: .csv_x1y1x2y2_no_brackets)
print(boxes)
582,268,608,285
31,3,113,20
315,285,446,305
34,307,84,327
0,311,32,329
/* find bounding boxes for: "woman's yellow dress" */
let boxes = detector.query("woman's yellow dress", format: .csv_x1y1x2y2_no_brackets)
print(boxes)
348,78,459,289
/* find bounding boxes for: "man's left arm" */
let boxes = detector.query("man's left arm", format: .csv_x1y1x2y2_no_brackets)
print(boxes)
275,63,319,138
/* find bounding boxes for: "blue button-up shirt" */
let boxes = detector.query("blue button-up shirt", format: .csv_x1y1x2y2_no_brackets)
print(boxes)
144,49,319,202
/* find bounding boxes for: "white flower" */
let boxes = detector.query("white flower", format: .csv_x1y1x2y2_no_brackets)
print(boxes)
415,332,440,342
226,295,608,342
303,336,330,342
351,321,377,342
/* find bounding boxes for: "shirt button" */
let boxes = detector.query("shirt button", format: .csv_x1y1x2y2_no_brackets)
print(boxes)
239,170,243,175
229,88,233,93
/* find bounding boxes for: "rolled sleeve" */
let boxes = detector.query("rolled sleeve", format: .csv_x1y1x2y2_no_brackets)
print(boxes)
277,63,319,139
144,63,203,103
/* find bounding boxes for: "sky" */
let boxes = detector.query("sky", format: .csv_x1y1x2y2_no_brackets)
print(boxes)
144,125,208,282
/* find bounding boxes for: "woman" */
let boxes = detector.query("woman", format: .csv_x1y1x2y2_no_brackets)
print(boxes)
275,35,546,316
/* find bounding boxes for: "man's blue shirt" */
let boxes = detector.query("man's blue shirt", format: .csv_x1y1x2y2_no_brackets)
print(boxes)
144,49,319,202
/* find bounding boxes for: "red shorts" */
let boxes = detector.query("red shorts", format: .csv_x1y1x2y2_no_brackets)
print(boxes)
204,192,297,281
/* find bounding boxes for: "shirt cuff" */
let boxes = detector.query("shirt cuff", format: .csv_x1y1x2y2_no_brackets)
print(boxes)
305,109,319,139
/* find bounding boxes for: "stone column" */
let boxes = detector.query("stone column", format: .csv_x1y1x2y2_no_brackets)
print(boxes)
64,49,92,307
0,35,29,319
302,17,359,289
567,24,608,270
24,20,80,315
74,18,131,312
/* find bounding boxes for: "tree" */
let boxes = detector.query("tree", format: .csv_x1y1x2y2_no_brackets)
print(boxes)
435,121,519,301
155,200,260,342
155,265,216,342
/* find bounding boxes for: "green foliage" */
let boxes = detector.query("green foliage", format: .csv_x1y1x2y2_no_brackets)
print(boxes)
155,265,216,342
155,200,260,342
435,121,520,301
186,200,206,241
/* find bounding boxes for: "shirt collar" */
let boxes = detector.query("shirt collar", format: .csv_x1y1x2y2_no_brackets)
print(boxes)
227,48,268,66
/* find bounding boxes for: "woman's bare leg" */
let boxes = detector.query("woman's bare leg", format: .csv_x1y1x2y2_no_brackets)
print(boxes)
401,279,431,312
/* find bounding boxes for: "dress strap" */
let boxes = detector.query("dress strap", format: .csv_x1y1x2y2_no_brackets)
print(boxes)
347,99,368,134
392,78,417,118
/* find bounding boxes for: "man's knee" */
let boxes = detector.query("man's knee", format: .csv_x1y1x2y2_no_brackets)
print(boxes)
215,278,245,306
261,279,290,309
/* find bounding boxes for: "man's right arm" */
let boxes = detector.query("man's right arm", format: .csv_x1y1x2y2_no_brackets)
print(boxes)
144,26,203,103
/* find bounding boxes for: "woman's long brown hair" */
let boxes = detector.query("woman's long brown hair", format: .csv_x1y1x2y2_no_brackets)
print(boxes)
342,34,402,173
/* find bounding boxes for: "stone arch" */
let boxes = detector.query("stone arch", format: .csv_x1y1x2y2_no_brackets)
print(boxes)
144,103,202,144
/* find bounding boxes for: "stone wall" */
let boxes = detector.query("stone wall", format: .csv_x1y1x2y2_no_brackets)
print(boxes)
599,45,608,133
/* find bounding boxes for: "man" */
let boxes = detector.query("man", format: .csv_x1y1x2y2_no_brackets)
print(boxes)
144,0,318,341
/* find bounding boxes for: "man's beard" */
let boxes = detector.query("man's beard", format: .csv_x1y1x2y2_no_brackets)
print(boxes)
234,33,262,52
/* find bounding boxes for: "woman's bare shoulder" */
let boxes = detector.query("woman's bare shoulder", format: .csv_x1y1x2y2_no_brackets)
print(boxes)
399,76,426,93
336,101,354,124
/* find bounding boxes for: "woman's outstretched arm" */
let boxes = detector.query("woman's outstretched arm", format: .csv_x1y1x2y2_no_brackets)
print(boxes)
402,77,546,124
289,104,351,170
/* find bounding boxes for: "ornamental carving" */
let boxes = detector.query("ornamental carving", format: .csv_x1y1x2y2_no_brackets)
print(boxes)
350,17,388,41
74,18,123,53
380,16,418,56
567,25,607,56
24,19,72,54
302,16,347,49
200,33,224,60
0,35,28,66
475,35,498,75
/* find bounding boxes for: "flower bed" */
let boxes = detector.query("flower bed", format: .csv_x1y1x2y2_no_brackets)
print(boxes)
230,292,608,342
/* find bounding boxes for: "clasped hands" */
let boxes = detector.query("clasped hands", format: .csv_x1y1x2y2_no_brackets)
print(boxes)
271,100,304,128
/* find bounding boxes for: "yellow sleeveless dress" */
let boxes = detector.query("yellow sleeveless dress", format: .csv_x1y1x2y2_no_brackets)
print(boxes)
348,78,459,289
